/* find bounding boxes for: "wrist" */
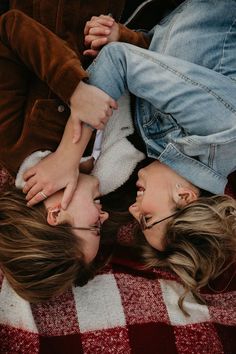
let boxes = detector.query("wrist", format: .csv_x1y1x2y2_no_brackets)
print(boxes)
70,80,86,106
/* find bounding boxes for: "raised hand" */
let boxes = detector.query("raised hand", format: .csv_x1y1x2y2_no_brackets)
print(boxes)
83,15,119,57
23,150,79,208
70,81,117,143
23,117,94,209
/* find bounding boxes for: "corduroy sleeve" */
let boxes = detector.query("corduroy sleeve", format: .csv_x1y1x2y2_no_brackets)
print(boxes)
0,9,88,104
118,23,150,49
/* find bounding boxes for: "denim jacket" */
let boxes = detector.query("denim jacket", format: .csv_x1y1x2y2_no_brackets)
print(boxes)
88,0,236,194
134,0,236,194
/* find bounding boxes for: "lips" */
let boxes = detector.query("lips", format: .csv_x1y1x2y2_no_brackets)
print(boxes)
137,190,144,197
136,180,145,199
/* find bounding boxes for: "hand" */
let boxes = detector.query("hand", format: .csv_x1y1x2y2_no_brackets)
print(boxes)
70,81,118,143
83,15,119,57
23,151,79,209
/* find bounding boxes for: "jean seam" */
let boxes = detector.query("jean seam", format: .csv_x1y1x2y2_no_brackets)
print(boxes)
208,144,216,168
219,17,236,74
161,0,191,54
127,47,236,115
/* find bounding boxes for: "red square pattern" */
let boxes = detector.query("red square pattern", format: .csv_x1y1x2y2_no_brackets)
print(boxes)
128,322,177,354
0,324,39,354
203,292,236,326
174,322,224,354
31,288,80,336
115,273,169,325
81,327,131,354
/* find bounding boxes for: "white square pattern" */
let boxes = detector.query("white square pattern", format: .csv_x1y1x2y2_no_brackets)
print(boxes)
73,274,126,332
0,278,38,332
160,279,210,325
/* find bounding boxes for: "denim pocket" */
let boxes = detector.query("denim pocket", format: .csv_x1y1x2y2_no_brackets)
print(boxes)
143,109,179,140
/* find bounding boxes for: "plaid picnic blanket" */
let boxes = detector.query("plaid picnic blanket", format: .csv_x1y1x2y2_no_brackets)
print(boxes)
0,167,236,354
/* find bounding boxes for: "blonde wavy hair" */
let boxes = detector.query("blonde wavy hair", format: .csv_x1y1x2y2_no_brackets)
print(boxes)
137,195,236,315
0,188,92,302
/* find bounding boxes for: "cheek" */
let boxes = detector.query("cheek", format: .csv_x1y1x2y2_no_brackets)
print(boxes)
140,193,158,215
83,236,100,263
78,203,99,225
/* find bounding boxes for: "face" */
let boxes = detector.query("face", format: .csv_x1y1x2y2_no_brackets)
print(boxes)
129,161,177,251
45,174,109,263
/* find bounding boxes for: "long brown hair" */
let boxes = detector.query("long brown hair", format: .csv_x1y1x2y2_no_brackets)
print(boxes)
0,188,92,302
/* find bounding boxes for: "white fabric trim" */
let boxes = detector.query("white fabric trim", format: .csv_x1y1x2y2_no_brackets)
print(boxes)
15,150,51,189
92,93,145,195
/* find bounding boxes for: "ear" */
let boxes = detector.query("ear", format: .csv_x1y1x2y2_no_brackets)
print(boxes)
47,206,62,226
173,186,198,208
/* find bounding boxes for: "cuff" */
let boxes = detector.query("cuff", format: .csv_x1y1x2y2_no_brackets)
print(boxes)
118,24,150,48
53,61,88,104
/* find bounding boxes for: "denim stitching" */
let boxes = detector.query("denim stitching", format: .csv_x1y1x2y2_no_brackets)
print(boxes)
127,47,236,114
160,143,225,180
219,18,236,74
208,144,216,168
160,0,191,54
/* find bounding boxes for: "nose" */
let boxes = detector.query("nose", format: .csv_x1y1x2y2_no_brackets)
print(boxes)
100,211,109,223
138,168,145,179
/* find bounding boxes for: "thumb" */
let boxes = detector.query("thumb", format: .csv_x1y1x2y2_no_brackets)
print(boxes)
110,99,118,110
61,182,77,210
72,119,82,143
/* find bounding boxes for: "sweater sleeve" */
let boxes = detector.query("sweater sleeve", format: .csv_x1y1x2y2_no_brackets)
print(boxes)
118,23,151,49
0,9,88,103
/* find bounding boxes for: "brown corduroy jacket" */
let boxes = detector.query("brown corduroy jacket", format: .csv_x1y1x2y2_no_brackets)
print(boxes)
0,0,182,177
0,1,129,176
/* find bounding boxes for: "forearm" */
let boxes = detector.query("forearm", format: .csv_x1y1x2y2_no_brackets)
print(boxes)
0,10,88,103
56,117,93,167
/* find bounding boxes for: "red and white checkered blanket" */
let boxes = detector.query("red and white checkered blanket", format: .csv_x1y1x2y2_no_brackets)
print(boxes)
0,168,236,354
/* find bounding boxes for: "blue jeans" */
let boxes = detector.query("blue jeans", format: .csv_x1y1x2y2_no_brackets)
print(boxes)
87,0,236,194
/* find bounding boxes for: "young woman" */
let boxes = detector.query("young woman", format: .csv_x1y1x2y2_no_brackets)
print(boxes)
0,10,115,302
0,10,144,302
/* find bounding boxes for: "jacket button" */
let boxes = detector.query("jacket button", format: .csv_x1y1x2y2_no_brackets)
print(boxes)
58,105,65,113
